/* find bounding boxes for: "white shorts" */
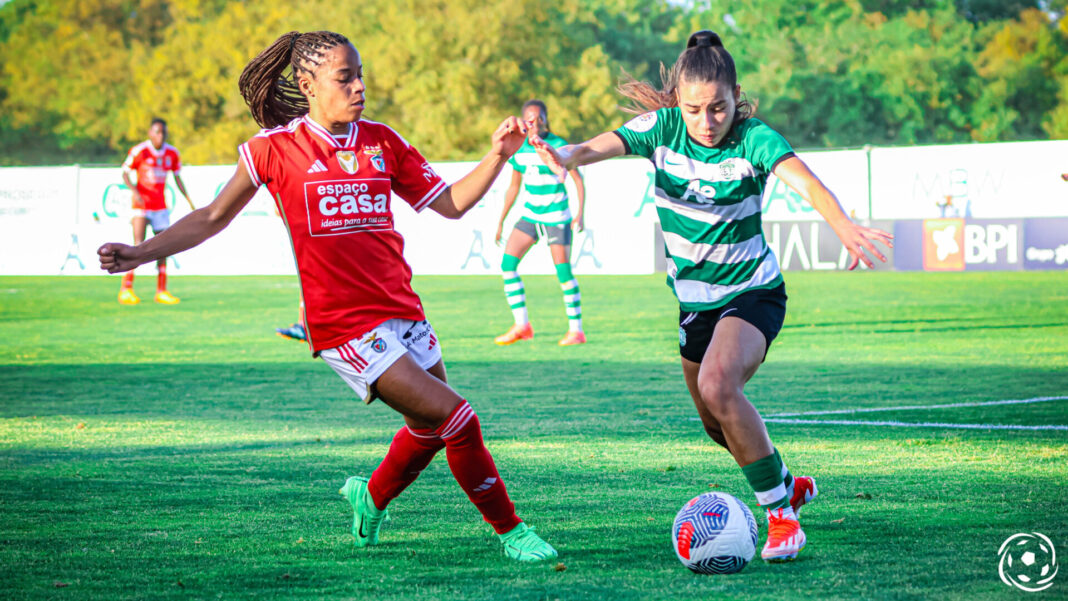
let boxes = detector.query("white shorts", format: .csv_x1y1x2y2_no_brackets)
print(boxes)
132,209,171,234
320,318,442,403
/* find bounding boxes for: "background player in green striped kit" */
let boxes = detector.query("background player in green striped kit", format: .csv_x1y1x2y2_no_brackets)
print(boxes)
531,31,892,562
494,100,587,346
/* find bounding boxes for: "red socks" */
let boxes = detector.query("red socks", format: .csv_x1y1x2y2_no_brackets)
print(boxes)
436,401,520,534
365,400,521,534
121,271,134,290
157,263,167,292
366,425,444,510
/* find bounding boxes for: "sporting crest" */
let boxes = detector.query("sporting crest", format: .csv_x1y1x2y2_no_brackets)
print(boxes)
719,161,735,180
336,150,358,174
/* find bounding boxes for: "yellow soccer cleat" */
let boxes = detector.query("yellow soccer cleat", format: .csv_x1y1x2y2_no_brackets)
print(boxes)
558,331,586,346
494,323,534,345
154,290,181,305
118,289,141,305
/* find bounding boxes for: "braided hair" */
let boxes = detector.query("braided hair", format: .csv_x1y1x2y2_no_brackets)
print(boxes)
239,30,352,128
618,30,753,122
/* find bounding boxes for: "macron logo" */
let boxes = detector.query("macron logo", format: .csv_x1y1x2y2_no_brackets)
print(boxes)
307,160,328,174
472,477,497,493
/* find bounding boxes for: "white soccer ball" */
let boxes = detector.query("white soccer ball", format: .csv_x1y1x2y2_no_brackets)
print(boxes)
672,492,758,574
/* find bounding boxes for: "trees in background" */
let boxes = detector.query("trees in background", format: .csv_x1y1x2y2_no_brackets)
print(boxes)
0,0,1064,165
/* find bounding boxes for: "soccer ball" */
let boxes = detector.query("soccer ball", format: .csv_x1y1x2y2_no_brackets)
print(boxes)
672,492,758,574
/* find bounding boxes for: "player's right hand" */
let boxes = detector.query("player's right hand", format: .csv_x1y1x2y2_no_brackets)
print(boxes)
529,136,569,183
98,242,142,274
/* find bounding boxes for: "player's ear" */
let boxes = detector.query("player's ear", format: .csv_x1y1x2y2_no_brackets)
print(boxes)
298,74,315,98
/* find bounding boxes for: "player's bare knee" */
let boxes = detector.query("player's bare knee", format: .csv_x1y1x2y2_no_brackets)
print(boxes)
697,368,743,420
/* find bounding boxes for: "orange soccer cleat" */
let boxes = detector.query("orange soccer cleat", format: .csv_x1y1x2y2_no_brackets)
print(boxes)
494,322,534,345
761,507,806,562
118,288,141,305
558,331,587,346
154,290,181,305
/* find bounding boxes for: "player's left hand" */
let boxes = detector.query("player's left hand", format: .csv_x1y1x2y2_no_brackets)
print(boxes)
491,116,529,159
529,136,571,183
831,222,894,270
571,214,584,233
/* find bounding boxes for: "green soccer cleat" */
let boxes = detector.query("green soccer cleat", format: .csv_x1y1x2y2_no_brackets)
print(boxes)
339,476,389,547
499,523,558,562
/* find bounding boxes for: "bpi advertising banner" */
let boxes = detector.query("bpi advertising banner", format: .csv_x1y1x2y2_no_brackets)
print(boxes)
894,219,1028,271
2,139,1065,275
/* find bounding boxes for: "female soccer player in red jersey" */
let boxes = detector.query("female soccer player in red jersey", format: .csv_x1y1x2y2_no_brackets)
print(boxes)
98,30,556,562
118,117,195,305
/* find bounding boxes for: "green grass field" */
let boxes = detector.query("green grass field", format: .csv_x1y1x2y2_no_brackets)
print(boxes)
1,272,1066,600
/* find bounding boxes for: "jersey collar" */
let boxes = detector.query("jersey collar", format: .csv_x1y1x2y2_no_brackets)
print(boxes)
302,116,359,149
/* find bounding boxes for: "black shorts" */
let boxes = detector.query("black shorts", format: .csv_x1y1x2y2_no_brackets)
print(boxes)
678,283,787,363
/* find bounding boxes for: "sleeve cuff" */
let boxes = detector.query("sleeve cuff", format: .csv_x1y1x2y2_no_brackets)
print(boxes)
611,130,632,156
770,151,796,173
412,179,448,212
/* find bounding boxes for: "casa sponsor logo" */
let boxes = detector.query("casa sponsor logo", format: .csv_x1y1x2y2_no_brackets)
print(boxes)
922,219,1019,271
998,532,1058,592
303,178,392,236
623,111,657,133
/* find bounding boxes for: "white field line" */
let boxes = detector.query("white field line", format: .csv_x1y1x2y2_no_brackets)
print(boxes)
683,396,1068,431
763,418,1068,432
767,396,1068,418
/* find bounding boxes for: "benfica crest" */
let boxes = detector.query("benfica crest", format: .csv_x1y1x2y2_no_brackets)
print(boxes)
336,150,358,174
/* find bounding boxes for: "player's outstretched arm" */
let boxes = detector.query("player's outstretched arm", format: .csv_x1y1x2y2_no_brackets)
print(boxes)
98,164,259,273
530,132,625,179
772,156,894,270
431,116,528,219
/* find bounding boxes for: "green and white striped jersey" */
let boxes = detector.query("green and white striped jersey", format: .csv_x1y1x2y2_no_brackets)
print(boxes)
508,133,571,226
614,109,794,311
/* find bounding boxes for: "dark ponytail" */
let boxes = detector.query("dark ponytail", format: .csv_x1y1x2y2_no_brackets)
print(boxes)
239,30,352,128
618,30,754,122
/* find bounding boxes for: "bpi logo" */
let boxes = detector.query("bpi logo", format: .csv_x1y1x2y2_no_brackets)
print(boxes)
999,532,1058,592
923,219,1019,271
923,219,964,271
304,179,392,236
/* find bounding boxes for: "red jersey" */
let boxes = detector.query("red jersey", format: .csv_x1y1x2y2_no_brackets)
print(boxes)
122,141,181,211
238,116,447,353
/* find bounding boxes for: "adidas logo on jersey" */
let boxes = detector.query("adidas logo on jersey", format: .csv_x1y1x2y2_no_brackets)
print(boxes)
307,160,328,174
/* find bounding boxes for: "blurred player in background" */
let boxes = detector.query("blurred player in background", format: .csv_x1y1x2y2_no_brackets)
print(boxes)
494,100,587,346
99,30,556,562
275,302,307,341
118,118,195,305
532,30,892,563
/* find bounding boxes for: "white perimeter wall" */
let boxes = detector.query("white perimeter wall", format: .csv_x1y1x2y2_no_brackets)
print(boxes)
1,139,1065,276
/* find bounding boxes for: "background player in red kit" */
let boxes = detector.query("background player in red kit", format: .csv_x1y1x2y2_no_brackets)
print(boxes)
118,118,195,305
98,31,557,562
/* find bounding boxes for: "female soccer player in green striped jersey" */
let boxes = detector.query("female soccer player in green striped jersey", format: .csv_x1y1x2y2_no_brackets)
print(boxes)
494,100,587,347
530,30,893,562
